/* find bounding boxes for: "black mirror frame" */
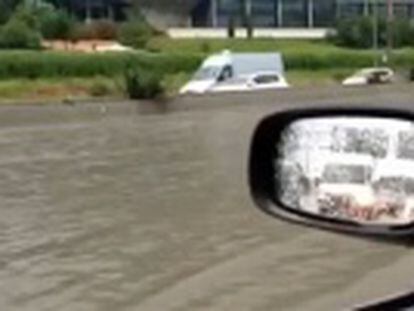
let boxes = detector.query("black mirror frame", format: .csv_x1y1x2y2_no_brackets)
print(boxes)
249,106,414,238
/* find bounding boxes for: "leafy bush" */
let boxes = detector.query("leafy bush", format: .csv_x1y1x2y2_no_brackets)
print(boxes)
0,18,41,49
12,5,39,29
89,79,113,97
118,21,153,49
124,67,163,99
90,20,119,40
71,20,118,41
0,0,21,25
200,41,211,53
39,9,74,40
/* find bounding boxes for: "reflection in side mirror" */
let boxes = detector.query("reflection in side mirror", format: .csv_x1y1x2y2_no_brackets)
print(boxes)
249,111,414,237
277,117,414,226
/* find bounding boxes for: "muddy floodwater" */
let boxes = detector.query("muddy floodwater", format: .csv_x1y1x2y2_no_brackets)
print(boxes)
1,86,414,311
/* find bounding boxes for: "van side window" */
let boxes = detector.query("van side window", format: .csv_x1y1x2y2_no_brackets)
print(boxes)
218,66,233,82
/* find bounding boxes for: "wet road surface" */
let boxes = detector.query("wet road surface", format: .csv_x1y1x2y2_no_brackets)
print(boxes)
1,85,414,311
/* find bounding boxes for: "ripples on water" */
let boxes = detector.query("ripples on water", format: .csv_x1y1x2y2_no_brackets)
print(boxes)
0,104,409,311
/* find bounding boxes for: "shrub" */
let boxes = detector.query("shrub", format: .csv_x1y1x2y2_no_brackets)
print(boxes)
12,5,39,30
39,9,74,40
200,41,211,53
0,18,42,49
90,20,118,40
71,20,118,41
124,67,163,99
118,21,153,49
89,79,113,97
0,0,19,25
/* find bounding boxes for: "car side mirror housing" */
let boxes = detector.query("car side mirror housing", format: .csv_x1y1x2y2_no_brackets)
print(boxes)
249,108,414,238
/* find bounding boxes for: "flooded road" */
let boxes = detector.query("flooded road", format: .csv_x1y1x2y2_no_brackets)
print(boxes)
1,86,414,311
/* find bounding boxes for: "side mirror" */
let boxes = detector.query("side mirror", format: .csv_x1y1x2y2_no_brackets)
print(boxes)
249,108,414,238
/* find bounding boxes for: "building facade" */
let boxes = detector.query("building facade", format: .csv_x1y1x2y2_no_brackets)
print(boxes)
54,0,414,29
52,0,130,21
191,0,414,28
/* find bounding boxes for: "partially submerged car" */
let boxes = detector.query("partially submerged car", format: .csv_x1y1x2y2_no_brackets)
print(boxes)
179,50,287,94
316,153,375,220
209,71,289,93
342,67,394,86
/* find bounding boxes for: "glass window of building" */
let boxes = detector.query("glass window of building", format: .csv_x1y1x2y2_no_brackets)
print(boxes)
282,0,307,27
339,2,365,19
217,0,243,27
314,0,335,27
252,0,277,27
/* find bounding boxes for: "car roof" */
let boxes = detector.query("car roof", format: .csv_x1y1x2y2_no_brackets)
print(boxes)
356,67,394,75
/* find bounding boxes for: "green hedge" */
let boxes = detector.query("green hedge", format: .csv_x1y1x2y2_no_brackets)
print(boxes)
1,49,414,80
284,50,378,70
285,50,414,70
0,51,203,79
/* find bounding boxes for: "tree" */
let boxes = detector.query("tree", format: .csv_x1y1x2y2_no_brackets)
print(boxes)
0,0,24,24
39,8,74,40
0,17,42,49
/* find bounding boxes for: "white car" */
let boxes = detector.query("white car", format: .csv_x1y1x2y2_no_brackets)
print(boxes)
209,72,289,93
316,154,375,218
179,51,287,95
342,67,394,86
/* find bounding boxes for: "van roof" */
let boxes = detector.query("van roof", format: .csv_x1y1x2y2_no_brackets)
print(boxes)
231,53,284,76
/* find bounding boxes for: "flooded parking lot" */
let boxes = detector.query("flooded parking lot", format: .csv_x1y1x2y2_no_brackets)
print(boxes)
1,85,414,310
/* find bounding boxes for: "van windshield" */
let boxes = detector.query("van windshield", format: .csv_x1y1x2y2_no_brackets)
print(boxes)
193,66,222,81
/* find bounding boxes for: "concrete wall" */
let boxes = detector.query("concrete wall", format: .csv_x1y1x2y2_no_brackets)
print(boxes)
167,28,330,39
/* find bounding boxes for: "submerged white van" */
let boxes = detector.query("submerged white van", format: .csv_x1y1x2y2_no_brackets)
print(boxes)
179,50,287,94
